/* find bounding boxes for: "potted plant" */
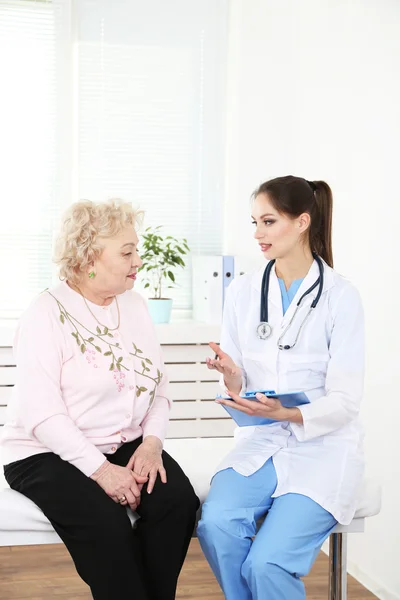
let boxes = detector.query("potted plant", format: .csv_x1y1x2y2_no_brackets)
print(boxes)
138,226,190,323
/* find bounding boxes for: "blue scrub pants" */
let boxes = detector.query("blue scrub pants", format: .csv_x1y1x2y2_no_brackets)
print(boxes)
197,458,337,600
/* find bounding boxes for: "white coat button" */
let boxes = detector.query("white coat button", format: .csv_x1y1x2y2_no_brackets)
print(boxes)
111,446,116,452
126,413,131,419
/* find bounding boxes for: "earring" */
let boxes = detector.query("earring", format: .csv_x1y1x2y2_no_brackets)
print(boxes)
88,271,95,279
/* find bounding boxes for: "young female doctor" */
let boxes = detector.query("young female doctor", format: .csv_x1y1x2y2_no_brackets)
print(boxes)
197,175,364,600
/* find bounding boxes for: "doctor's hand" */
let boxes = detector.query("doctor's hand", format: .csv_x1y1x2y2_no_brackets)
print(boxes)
216,389,304,425
206,342,243,395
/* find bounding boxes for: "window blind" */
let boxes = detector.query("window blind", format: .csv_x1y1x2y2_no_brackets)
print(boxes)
76,0,227,310
0,0,227,317
0,0,57,318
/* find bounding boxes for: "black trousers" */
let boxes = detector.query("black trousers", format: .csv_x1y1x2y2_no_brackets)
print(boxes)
4,438,199,600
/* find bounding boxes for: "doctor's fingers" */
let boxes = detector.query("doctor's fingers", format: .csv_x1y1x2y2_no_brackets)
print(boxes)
224,389,276,413
216,397,253,415
256,394,281,409
206,357,237,375
208,341,226,359
206,357,224,372
218,398,276,418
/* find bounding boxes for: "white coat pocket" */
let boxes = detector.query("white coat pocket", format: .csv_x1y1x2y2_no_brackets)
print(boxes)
284,354,329,392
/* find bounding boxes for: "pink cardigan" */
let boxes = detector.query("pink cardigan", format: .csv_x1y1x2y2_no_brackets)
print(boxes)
0,282,171,476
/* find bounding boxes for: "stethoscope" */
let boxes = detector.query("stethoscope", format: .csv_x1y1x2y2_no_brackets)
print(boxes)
256,254,324,350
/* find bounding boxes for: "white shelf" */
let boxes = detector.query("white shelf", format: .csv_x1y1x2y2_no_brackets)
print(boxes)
0,319,220,347
155,321,220,344
0,321,17,347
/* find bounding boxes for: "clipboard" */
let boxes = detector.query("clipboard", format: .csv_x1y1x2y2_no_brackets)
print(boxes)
216,390,310,427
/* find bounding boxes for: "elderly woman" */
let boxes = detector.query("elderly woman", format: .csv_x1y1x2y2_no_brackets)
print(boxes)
1,199,199,600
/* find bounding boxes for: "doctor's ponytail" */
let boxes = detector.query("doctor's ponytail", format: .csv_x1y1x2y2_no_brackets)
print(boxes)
253,176,334,268
309,180,333,268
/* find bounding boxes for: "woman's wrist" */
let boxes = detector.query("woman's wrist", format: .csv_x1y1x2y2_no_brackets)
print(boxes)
142,435,163,451
90,459,112,481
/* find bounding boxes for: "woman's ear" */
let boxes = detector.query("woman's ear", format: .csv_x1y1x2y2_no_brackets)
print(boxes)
86,261,96,278
297,212,311,233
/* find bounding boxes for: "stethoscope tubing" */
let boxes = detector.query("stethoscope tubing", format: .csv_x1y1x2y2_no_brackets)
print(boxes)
259,254,324,349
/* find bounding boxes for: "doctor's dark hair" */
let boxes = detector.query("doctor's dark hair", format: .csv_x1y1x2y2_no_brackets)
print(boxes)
253,175,334,268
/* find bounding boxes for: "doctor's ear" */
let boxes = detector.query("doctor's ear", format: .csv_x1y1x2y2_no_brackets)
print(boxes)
297,212,311,233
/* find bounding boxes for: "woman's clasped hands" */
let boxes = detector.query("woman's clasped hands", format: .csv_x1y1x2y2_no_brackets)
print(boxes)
91,435,167,510
91,462,148,511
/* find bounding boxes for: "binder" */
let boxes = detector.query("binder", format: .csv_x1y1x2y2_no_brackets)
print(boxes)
192,255,259,323
222,255,234,304
192,256,223,324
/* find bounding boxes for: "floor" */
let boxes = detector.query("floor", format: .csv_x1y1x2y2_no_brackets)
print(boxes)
0,539,377,599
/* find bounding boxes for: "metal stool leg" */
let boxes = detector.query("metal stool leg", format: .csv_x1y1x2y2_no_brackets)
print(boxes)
328,532,348,600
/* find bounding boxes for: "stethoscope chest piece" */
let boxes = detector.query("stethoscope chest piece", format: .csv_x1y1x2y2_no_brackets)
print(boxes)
257,321,272,340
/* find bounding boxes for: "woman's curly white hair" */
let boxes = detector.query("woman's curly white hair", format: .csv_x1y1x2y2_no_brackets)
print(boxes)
54,198,143,283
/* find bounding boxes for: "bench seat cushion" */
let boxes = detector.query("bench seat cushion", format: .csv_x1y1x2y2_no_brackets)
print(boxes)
0,438,381,542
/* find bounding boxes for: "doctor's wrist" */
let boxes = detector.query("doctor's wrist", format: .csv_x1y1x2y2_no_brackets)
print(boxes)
223,377,242,395
282,407,303,424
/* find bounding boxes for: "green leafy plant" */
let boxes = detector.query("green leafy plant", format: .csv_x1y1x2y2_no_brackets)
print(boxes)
138,226,190,299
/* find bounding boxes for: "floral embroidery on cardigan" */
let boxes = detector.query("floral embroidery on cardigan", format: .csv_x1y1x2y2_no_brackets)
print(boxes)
129,343,163,408
47,291,163,406
84,348,98,368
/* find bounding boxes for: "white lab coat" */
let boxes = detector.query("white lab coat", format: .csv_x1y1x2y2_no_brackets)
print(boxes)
215,259,365,524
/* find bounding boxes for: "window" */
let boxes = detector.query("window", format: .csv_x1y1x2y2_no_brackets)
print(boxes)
76,0,227,310
0,0,227,318
0,0,58,318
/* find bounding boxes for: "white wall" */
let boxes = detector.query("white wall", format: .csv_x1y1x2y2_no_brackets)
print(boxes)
224,1,400,598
